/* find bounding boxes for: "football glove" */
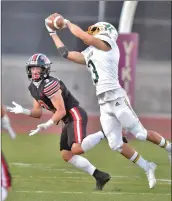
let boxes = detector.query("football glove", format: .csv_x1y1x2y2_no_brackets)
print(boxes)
29,119,54,136
7,101,31,115
45,18,57,36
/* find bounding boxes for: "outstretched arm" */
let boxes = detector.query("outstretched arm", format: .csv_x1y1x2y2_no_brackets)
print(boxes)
45,13,110,64
50,34,86,64
7,99,42,118
66,21,111,51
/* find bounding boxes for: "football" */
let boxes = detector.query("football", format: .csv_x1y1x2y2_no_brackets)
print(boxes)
46,14,65,30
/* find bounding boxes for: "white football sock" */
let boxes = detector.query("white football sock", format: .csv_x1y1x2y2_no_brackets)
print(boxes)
165,142,171,152
68,155,96,175
1,187,8,201
130,152,149,172
159,138,171,152
81,131,105,152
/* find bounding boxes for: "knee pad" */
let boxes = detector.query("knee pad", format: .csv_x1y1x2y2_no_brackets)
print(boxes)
135,131,147,141
130,124,148,141
109,141,124,152
107,134,124,152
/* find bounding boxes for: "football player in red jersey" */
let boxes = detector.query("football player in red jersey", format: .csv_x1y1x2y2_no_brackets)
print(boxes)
7,53,114,190
1,106,16,201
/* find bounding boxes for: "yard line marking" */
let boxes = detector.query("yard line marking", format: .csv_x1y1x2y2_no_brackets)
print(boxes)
13,177,171,186
13,175,171,185
13,175,171,183
15,190,171,196
11,162,171,184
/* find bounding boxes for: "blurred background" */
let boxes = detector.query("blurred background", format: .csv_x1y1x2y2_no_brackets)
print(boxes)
1,1,171,135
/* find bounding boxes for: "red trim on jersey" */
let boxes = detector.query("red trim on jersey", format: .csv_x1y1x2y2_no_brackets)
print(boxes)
44,81,58,92
1,153,11,189
43,81,60,97
69,107,83,143
45,86,60,97
74,107,82,141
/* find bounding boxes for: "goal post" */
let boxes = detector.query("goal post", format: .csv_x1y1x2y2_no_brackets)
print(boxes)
117,1,139,106
118,1,138,34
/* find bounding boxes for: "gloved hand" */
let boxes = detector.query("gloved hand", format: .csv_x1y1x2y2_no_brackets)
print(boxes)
29,119,54,136
45,13,69,35
7,101,31,115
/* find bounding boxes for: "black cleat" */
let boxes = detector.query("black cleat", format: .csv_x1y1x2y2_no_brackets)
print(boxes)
94,170,111,191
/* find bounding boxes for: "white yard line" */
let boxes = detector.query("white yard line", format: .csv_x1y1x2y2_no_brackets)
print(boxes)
11,162,171,184
13,175,171,185
15,190,171,196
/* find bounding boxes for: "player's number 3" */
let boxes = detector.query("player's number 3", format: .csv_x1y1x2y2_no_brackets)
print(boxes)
88,60,99,84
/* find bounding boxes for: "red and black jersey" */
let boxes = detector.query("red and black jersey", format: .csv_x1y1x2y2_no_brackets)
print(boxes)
28,76,79,123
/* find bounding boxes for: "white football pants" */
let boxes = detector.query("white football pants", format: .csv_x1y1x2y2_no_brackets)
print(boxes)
98,89,147,151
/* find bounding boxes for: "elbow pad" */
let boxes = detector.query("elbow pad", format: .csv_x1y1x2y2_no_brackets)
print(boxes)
57,46,69,58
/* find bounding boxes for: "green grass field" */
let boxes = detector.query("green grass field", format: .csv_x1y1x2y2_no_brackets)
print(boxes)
2,134,171,201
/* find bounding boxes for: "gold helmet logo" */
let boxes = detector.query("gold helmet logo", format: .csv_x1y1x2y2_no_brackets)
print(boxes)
87,25,101,36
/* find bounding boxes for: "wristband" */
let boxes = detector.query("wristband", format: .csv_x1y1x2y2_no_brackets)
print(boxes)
23,108,31,116
57,46,69,58
44,119,55,128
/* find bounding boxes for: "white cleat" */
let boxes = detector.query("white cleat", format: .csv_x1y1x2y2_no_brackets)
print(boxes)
145,162,157,189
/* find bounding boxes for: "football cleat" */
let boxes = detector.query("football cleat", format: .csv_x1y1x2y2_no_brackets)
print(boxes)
94,170,111,191
145,162,157,189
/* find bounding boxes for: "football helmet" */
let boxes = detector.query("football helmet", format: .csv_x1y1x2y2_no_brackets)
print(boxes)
87,22,118,42
26,53,52,82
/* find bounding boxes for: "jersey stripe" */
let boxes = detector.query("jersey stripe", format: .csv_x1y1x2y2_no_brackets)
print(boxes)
69,107,82,143
44,81,58,92
44,80,54,87
44,80,60,98
45,85,60,96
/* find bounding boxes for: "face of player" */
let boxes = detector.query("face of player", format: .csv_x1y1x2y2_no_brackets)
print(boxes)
30,66,42,80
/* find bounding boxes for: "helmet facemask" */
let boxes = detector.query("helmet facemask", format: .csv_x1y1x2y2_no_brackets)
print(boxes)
26,65,50,82
26,54,52,82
